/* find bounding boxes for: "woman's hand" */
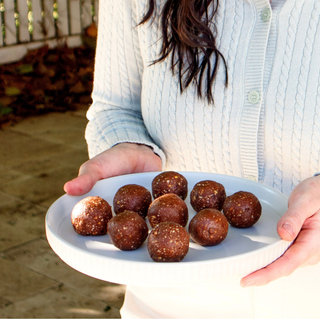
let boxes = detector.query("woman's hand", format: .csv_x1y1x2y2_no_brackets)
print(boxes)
240,175,320,287
64,143,162,196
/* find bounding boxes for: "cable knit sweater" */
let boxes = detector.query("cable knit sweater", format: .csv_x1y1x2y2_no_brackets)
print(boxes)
85,0,320,198
84,1,320,318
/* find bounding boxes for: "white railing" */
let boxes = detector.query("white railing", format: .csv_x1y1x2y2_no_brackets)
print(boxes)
0,0,98,64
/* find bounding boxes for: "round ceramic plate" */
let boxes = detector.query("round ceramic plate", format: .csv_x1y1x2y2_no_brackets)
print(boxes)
46,172,291,287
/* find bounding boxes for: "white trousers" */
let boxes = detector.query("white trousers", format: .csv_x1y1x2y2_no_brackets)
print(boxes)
120,262,320,319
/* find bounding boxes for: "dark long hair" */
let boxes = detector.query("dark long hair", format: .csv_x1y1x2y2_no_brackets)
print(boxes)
140,0,228,103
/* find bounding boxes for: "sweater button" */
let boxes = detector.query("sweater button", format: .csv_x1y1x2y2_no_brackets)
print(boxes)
248,91,260,104
261,8,271,22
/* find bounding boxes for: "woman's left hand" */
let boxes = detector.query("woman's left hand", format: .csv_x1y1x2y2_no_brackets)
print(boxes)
240,175,320,287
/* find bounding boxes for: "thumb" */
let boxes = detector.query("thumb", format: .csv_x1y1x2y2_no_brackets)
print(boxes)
277,219,298,242
64,172,99,196
277,201,311,242
64,162,102,196
277,178,320,241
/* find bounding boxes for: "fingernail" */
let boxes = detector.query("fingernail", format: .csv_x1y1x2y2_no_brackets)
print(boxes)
282,222,294,237
242,281,255,288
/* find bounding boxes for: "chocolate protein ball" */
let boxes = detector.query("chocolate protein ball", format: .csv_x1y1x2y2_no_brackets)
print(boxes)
152,171,188,200
190,180,226,212
71,196,112,236
189,208,229,246
113,184,152,219
147,193,188,228
108,210,149,251
222,191,262,228
147,221,190,262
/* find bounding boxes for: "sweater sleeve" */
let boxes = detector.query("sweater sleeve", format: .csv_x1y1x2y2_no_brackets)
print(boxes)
85,0,166,164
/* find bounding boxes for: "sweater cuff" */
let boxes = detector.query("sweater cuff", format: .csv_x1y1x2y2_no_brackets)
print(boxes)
85,113,167,170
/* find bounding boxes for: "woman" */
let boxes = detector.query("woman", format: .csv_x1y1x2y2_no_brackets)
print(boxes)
65,0,320,317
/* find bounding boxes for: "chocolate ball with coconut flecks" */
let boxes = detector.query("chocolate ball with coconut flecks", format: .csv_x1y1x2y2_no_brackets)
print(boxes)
147,193,188,228
190,180,226,212
108,210,149,250
189,208,228,246
222,191,262,228
152,171,188,200
147,221,190,262
113,184,152,219
71,196,112,236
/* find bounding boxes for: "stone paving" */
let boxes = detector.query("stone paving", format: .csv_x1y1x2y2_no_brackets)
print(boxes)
0,109,125,318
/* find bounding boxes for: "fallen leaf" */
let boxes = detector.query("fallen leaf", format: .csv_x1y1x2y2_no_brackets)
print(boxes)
0,96,16,106
0,106,13,115
0,44,95,127
5,87,22,96
70,81,86,94
86,22,98,38
15,64,34,74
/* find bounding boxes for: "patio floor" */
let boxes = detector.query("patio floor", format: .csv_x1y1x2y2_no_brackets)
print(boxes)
0,108,125,318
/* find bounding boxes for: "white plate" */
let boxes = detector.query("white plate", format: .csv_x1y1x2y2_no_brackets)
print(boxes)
46,172,291,287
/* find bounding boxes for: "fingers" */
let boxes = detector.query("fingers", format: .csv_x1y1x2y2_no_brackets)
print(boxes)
64,143,162,196
240,250,292,287
241,239,305,287
277,176,320,241
301,253,320,267
241,212,320,287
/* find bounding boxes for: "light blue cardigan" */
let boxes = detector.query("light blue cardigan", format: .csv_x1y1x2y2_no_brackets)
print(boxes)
85,0,320,197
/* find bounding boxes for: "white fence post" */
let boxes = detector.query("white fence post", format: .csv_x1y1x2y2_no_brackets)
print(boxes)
0,0,98,64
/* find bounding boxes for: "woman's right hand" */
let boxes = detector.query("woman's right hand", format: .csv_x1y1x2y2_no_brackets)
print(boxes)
64,143,162,196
